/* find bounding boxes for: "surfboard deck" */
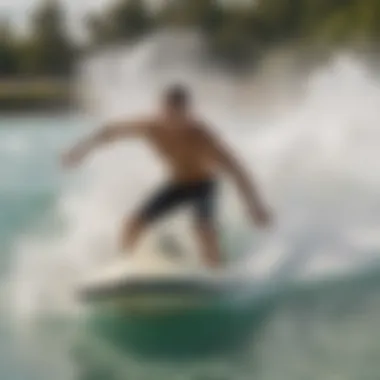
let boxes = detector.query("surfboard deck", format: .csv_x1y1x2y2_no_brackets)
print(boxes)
77,232,244,314
77,258,240,314
81,275,224,299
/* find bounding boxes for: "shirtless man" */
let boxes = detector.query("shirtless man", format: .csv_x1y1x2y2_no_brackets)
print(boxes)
62,84,272,267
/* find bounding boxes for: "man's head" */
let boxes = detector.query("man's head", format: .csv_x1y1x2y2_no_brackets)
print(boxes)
162,84,191,115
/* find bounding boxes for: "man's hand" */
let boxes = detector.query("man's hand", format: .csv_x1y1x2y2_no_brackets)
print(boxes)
198,125,274,230
61,146,86,169
60,119,152,170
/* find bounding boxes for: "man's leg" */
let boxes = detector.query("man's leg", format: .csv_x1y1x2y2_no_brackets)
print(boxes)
193,179,220,268
120,183,184,253
120,214,147,252
194,221,221,268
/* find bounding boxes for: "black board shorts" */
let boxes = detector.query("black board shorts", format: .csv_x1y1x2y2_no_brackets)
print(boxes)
139,178,217,224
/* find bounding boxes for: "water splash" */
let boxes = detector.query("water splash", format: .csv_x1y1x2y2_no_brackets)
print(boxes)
8,33,380,319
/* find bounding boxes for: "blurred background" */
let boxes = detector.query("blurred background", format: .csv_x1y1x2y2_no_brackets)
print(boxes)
1,0,380,379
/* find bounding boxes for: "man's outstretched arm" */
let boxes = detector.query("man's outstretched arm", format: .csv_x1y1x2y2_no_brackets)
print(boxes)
200,126,272,227
62,119,152,168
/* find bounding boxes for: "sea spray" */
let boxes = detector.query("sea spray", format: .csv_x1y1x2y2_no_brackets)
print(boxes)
7,33,380,319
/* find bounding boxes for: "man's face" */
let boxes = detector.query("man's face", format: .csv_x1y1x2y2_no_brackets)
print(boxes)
163,98,188,117
161,86,190,117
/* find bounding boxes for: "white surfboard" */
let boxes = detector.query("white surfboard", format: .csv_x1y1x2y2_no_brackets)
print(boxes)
78,233,239,313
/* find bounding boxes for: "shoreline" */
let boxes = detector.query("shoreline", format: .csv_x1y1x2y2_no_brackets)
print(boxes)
0,109,80,119
0,78,77,114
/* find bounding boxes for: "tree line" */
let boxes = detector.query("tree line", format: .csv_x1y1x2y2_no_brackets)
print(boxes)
1,0,380,78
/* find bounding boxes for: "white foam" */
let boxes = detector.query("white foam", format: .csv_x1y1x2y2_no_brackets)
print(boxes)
8,33,380,318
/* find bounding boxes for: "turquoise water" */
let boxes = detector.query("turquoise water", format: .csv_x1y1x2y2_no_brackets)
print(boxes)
0,115,77,268
1,113,380,380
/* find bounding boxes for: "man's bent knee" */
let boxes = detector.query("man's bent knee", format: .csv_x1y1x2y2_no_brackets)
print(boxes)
120,215,147,252
194,220,221,268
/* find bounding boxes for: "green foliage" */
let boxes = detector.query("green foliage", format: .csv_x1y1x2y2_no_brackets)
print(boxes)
158,0,225,33
88,0,153,46
255,0,305,43
2,0,380,78
0,0,74,77
25,0,74,76
208,8,263,69
0,19,19,76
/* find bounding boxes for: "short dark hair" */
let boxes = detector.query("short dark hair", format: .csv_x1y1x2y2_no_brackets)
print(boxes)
165,84,191,108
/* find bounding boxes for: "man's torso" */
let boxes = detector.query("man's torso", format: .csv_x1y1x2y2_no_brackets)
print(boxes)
147,118,215,183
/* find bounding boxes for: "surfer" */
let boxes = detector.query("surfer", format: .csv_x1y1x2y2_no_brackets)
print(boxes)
62,84,272,267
